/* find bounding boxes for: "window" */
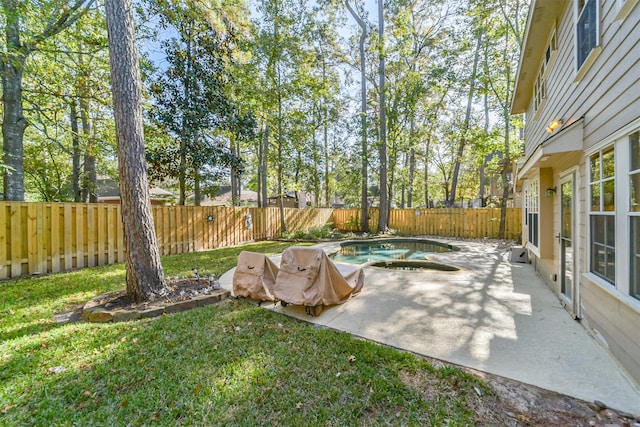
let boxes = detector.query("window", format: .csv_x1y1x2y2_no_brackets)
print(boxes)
533,30,557,115
543,29,557,76
630,132,640,212
629,132,640,298
533,71,546,113
576,0,598,70
589,147,615,284
524,179,539,248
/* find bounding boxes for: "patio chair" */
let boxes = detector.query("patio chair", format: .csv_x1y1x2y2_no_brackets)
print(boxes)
274,247,364,316
232,251,279,302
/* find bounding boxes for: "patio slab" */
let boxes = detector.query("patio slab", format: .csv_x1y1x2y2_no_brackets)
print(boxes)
220,239,640,415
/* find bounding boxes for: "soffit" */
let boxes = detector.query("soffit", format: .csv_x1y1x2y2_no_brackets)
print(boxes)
517,118,584,179
511,0,570,114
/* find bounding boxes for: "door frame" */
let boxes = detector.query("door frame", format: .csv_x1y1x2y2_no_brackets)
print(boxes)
559,168,580,318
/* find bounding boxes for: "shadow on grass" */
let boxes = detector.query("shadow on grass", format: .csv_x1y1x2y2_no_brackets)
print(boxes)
0,300,488,425
0,242,311,343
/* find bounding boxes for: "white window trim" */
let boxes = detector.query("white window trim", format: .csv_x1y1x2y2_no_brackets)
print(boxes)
523,176,541,257
543,27,558,79
574,0,601,81
533,29,557,118
585,128,640,308
615,0,639,21
574,46,602,82
627,131,640,301
587,145,617,286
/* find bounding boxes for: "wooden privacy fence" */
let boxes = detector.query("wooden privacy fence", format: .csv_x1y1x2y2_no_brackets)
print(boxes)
331,208,522,240
0,202,332,279
1,202,521,280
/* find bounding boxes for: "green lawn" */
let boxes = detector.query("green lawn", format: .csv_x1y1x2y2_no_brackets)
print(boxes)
1,241,499,426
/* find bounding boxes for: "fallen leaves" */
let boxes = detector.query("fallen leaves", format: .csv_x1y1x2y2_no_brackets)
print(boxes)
48,366,66,374
1,404,16,414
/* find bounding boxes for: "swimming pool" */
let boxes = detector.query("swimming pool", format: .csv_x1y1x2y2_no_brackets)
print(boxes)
329,239,458,265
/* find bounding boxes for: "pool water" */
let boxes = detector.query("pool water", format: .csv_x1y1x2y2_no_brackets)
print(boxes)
330,239,457,265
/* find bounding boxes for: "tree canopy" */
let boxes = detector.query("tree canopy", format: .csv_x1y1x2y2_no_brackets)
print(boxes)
1,0,528,237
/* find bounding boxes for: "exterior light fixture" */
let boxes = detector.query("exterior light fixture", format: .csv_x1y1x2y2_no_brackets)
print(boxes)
546,187,557,197
546,119,563,133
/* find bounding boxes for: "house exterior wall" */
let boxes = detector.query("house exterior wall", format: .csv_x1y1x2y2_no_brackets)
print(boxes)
523,2,640,157
515,0,640,385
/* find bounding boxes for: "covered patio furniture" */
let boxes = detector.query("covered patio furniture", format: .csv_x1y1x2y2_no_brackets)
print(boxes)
274,247,364,316
232,251,279,302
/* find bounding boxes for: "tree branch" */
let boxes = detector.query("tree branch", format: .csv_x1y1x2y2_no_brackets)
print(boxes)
25,0,97,53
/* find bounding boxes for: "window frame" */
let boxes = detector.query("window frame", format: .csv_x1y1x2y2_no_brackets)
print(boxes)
588,147,616,285
615,0,640,21
524,178,540,251
574,0,601,81
533,28,557,118
629,131,640,299
585,118,640,310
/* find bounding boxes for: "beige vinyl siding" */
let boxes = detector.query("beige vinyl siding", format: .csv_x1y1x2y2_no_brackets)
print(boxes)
582,278,640,382
578,159,588,282
524,1,640,157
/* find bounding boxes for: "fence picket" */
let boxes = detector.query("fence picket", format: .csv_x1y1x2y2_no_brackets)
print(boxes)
0,205,6,279
0,202,520,279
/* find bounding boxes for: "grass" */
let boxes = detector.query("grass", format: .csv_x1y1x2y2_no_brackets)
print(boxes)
1,241,498,426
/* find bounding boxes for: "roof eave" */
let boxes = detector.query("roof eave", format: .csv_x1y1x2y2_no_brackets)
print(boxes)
510,0,570,115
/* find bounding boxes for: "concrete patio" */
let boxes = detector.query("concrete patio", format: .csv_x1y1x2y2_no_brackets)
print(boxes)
220,239,640,415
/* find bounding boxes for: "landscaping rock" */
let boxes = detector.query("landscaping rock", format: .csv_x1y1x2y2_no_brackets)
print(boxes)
139,307,164,319
88,310,114,323
77,281,231,323
113,310,142,322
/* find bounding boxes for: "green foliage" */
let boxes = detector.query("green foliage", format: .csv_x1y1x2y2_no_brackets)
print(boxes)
143,3,255,203
0,241,491,426
8,2,113,201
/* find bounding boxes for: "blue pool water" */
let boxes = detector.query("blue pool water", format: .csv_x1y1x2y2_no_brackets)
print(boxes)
330,239,458,265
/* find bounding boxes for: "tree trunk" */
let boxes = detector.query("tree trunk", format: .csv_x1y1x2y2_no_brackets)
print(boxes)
345,0,368,233
70,100,82,202
407,118,416,208
499,34,512,240
323,58,330,208
377,0,388,233
324,116,330,208
2,0,93,201
79,94,97,202
312,124,320,207
194,169,201,206
479,92,490,207
276,65,286,233
424,131,432,207
448,29,483,207
105,0,165,302
230,133,240,206
1,45,27,201
261,124,269,208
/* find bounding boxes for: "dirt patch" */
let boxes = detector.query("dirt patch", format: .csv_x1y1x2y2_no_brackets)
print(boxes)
65,279,230,323
88,279,219,311
400,362,639,426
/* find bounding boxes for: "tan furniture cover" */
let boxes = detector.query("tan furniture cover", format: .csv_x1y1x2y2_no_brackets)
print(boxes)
274,247,364,307
232,251,279,301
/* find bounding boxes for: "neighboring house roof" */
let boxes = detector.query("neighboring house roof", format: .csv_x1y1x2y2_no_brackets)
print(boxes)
201,189,258,206
96,178,175,201
511,0,569,114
